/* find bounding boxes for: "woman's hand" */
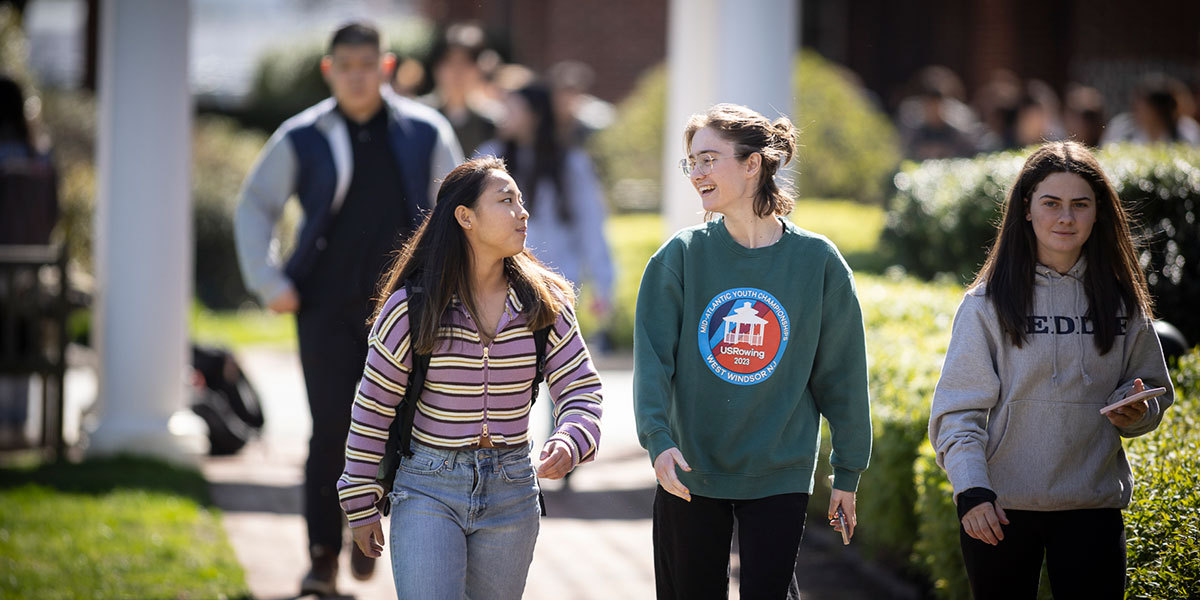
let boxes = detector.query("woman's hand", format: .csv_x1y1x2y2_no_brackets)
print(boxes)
536,439,574,479
828,489,858,541
654,447,692,501
1106,378,1150,427
962,502,1009,546
351,521,385,558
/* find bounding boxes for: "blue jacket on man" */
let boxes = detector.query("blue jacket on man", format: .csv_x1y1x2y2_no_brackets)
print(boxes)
235,86,463,305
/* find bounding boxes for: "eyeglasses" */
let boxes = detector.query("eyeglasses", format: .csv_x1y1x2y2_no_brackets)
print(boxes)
679,154,729,177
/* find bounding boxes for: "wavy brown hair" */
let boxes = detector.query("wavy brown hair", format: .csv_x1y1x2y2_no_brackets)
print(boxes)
973,141,1152,354
372,156,574,354
684,103,798,218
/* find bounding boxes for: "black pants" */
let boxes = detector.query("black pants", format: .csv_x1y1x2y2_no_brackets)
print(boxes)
960,508,1125,600
296,302,371,553
653,486,808,600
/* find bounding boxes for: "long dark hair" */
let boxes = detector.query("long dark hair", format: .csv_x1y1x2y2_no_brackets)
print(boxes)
0,75,33,152
502,83,571,223
973,141,1152,354
684,103,798,218
372,156,574,354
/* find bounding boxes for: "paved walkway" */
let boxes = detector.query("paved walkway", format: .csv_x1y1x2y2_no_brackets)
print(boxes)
203,348,917,599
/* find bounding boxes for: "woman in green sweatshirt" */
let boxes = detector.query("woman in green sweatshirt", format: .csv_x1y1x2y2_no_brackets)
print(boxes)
633,103,872,599
928,141,1174,599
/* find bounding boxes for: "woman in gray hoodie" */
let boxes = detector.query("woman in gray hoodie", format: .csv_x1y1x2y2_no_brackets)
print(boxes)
928,141,1174,599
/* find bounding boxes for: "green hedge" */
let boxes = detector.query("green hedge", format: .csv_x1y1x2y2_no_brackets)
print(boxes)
192,117,272,309
590,50,901,210
1124,351,1200,599
882,144,1200,344
854,272,962,573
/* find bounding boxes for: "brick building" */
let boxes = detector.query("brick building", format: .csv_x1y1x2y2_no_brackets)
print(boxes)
422,0,1199,113
421,0,668,103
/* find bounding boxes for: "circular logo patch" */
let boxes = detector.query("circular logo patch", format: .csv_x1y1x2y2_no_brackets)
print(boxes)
697,287,790,385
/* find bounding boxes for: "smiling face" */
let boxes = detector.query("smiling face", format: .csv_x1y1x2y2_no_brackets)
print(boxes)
456,170,529,262
1025,171,1097,272
687,126,758,214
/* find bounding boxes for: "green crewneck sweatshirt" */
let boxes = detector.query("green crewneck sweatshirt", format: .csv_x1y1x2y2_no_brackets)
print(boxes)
634,218,872,498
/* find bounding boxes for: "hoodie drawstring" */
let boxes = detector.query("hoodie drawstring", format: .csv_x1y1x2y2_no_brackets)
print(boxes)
1070,273,1093,385
1050,277,1060,385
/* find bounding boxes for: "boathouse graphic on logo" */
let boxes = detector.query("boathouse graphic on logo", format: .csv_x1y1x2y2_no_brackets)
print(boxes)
697,287,790,385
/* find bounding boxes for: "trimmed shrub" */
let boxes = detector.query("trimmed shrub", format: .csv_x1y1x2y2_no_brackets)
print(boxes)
192,117,270,309
791,50,901,204
588,65,666,212
882,144,1200,343
854,273,961,572
912,441,969,599
1124,351,1200,599
590,51,902,211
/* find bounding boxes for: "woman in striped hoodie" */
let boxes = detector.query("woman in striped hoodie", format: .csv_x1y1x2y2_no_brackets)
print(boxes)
337,156,604,599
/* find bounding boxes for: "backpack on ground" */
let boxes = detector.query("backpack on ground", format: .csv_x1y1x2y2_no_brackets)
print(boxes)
190,344,265,455
375,280,551,515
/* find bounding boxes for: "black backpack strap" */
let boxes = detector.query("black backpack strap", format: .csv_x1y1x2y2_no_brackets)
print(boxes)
376,279,430,515
531,324,554,518
529,325,552,406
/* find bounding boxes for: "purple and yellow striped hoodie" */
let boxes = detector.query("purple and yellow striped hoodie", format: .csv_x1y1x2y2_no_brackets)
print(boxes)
338,285,604,527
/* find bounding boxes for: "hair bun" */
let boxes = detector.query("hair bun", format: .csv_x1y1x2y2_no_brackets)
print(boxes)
770,117,797,164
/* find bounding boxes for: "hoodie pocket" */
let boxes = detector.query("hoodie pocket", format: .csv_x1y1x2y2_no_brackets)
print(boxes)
985,400,1127,509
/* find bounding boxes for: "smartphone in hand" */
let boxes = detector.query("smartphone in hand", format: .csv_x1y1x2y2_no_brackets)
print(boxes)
1100,386,1167,415
834,505,850,545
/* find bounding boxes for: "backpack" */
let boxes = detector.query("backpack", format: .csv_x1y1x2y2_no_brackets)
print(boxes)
374,280,552,515
190,344,265,455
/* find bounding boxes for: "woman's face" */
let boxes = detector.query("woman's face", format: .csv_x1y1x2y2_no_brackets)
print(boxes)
498,93,536,140
687,126,756,214
458,170,529,261
1025,171,1097,270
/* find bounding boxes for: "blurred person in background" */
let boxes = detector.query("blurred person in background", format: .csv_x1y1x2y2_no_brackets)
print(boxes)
0,73,58,448
897,66,981,159
1102,72,1200,145
975,74,1065,152
390,55,426,98
476,83,615,351
547,60,616,147
233,22,462,596
419,22,498,156
1063,84,1107,148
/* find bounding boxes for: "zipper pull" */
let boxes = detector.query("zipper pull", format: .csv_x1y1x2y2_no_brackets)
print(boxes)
482,345,489,364
482,422,489,437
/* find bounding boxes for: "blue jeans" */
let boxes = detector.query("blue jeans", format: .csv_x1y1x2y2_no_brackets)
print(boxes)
387,440,541,599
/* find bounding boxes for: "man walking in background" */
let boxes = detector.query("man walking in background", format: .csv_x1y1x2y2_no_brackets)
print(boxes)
234,22,462,596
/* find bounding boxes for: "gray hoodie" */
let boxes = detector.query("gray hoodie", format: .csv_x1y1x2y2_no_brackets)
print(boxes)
929,257,1174,511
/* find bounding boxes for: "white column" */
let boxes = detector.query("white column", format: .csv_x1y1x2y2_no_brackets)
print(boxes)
89,0,205,462
663,0,799,236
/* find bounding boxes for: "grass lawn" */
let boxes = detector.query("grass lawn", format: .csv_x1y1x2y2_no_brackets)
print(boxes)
789,198,889,272
190,301,297,352
0,456,250,600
